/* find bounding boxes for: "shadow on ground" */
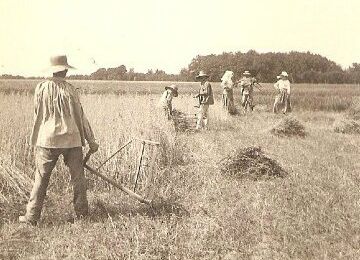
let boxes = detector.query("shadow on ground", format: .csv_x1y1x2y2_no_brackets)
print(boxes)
1,194,190,226
90,196,190,221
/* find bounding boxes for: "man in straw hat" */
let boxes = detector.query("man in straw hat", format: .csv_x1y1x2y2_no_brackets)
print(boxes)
273,71,292,114
158,84,178,119
238,70,256,111
19,55,99,225
194,71,214,130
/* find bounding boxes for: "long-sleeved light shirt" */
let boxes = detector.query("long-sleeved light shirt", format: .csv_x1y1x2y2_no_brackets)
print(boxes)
221,81,233,94
274,79,291,94
158,90,173,110
30,77,96,148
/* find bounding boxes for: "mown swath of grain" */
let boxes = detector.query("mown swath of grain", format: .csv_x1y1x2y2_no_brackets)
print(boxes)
0,152,32,202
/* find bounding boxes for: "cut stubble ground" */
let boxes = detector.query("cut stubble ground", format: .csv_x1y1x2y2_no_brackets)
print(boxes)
1,82,360,259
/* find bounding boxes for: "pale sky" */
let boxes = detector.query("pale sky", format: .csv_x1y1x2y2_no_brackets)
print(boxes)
0,0,360,76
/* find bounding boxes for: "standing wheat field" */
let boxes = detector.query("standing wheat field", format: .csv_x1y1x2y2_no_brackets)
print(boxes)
1,79,360,259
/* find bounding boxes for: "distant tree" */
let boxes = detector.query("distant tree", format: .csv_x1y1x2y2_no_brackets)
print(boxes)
3,50,358,84
128,68,135,81
90,68,107,80
0,74,25,79
185,51,346,83
345,63,360,84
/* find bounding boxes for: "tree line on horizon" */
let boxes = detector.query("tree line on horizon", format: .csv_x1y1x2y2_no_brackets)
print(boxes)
2,50,360,84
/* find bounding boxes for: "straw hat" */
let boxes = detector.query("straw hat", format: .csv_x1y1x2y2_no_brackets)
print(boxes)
195,71,209,79
48,55,76,73
280,71,288,77
165,84,178,97
242,70,251,76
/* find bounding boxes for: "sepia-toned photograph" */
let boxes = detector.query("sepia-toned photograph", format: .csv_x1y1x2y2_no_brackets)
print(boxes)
1,0,360,259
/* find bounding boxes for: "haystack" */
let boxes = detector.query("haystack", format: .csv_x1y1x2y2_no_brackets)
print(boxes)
219,147,287,180
271,117,306,137
333,119,360,134
171,109,197,132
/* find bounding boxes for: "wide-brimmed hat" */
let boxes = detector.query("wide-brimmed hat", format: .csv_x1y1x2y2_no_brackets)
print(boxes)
280,71,288,77
48,55,76,73
165,84,178,97
242,70,251,76
195,71,209,79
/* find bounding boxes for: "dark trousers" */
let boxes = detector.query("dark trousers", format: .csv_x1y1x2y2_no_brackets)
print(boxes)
25,147,88,221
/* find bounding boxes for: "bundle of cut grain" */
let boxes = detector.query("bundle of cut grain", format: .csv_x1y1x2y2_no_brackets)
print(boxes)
0,153,32,203
333,119,360,134
219,146,287,180
271,117,306,137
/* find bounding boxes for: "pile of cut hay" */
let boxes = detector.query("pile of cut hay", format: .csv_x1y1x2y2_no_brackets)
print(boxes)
219,146,287,180
271,117,306,137
171,109,197,132
333,119,360,134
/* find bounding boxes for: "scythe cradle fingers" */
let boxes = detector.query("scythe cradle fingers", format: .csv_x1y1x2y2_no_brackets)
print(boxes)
133,141,146,192
95,139,133,171
134,138,160,146
133,138,162,191
86,138,159,171
83,137,160,202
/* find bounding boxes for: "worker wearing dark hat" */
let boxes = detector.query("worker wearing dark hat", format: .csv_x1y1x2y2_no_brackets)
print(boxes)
194,71,214,130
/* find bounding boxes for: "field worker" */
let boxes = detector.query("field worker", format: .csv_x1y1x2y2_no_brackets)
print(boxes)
194,71,214,130
238,70,256,111
19,55,99,225
221,70,235,114
273,71,292,114
273,75,281,92
158,84,178,119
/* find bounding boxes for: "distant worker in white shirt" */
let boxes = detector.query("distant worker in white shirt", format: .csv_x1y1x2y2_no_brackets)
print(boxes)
220,70,235,114
158,84,178,119
273,71,292,114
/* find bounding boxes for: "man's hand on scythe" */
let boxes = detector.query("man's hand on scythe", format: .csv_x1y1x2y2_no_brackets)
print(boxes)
84,141,99,165
89,141,99,153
